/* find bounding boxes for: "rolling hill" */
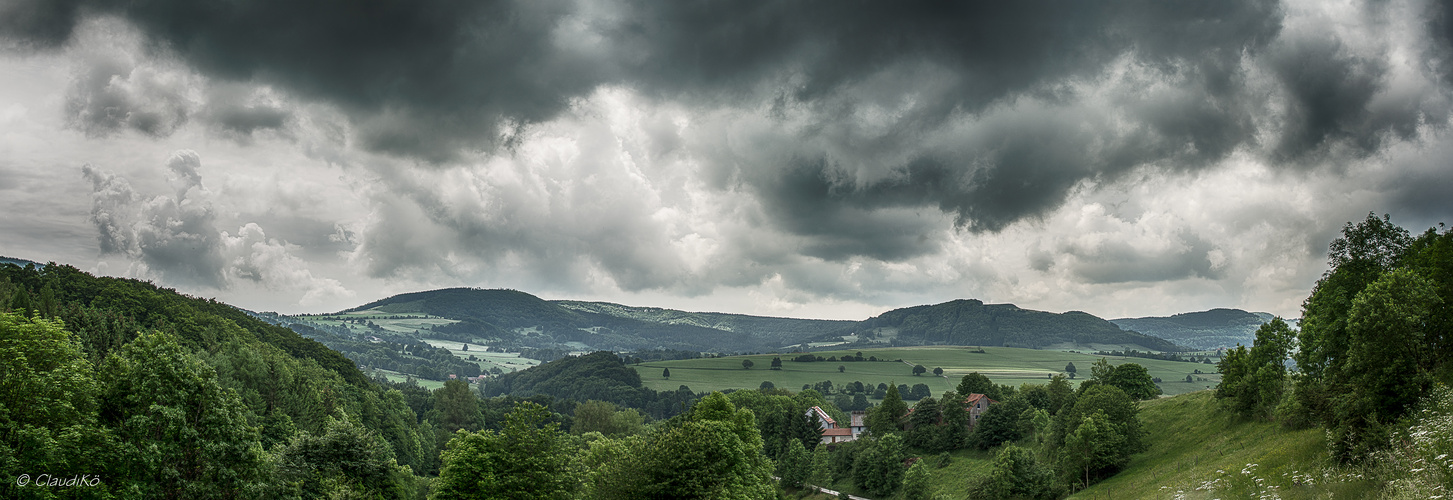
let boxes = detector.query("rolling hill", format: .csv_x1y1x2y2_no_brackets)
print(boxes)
1110,308,1283,350
330,289,1191,356
822,299,1188,352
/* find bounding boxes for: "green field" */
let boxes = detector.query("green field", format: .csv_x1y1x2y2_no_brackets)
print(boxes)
305,308,460,336
635,346,1220,397
372,368,446,390
420,339,541,373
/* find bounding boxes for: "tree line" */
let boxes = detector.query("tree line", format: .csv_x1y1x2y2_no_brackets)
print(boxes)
1214,214,1453,464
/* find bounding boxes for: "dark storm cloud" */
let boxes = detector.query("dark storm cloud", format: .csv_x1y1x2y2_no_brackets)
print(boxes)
7,0,1452,271
3,0,601,160
0,0,83,50
1429,0,1453,81
1269,35,1394,162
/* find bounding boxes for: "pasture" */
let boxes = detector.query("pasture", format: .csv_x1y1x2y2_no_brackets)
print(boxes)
635,346,1220,397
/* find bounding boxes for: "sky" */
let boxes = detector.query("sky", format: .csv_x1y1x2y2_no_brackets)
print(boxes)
1,0,1450,321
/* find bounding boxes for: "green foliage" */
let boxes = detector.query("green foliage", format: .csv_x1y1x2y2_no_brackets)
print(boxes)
976,445,1056,500
901,459,932,500
100,329,272,497
868,383,907,435
1052,384,1144,484
0,312,113,499
777,439,812,489
1216,317,1295,420
1062,410,1126,490
274,415,416,499
972,394,1031,449
584,392,776,499
956,372,1000,400
906,396,942,450
1099,362,1161,400
433,401,577,500
571,400,643,437
484,351,694,420
1294,215,1453,461
852,434,906,497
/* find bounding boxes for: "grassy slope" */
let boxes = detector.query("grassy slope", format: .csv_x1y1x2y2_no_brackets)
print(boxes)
1070,390,1376,499
636,346,1219,397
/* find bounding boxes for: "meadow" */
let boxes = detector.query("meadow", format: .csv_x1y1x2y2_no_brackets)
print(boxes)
1068,391,1376,499
635,346,1221,398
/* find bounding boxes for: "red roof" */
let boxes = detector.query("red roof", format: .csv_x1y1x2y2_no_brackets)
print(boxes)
809,406,837,427
823,428,852,436
965,393,997,406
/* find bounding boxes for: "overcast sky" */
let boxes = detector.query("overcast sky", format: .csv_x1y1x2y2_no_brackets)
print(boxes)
2,0,1450,320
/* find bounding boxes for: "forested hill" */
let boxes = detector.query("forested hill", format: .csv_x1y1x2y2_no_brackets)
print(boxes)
341,287,851,352
343,288,1190,353
1,262,366,385
1110,308,1277,350
834,299,1188,352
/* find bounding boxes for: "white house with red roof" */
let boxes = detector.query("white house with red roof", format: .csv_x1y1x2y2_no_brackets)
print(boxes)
807,406,856,444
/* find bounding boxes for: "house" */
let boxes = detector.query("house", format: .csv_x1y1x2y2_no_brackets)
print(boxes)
965,393,997,428
807,406,858,444
849,411,868,439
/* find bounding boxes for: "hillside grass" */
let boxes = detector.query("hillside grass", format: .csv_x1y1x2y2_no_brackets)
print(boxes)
636,346,1219,397
1070,390,1378,499
419,338,541,373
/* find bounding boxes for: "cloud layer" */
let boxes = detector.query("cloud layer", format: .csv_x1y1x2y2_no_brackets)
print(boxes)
1,0,1451,317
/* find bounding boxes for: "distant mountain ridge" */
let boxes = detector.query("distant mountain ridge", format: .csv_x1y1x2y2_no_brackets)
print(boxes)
822,299,1188,352
342,288,1190,353
1110,308,1282,350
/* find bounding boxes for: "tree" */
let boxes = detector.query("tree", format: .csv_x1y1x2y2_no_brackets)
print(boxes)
971,395,1031,449
572,400,643,437
435,401,576,500
662,367,671,378
852,434,906,497
742,359,754,369
912,364,927,376
938,391,970,451
770,357,782,370
901,459,932,500
868,383,908,435
957,372,998,399
777,438,812,489
933,367,944,376
1329,268,1442,458
0,313,112,497
1053,384,1143,472
838,365,846,373
637,392,776,499
99,330,271,497
759,381,775,391
433,378,480,433
1216,318,1296,418
977,445,1055,500
1065,362,1077,377
905,396,942,450
1062,411,1124,490
1103,363,1161,400
275,415,414,499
